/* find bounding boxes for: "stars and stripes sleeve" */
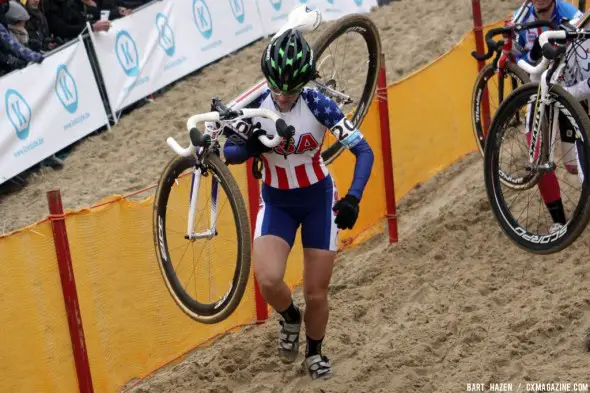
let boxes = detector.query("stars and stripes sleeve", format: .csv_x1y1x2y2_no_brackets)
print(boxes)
302,88,373,201
301,89,364,149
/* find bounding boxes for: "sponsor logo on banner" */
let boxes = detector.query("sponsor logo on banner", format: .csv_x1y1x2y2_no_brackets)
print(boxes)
193,0,222,51
116,30,140,77
6,89,44,157
55,64,91,131
116,30,149,93
55,65,79,114
229,0,245,23
270,0,281,10
354,0,363,5
193,0,213,39
156,12,188,71
230,0,253,36
156,13,176,57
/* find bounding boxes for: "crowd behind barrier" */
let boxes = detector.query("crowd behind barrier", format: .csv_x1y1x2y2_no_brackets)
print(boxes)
0,0,378,188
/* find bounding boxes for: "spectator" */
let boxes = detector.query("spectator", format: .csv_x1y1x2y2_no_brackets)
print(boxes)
43,0,110,43
5,1,31,46
78,0,131,21
25,0,62,52
0,0,42,76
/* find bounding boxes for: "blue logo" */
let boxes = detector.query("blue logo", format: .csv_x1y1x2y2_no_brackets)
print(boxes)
299,0,308,3
270,0,281,10
229,0,245,23
115,30,140,77
156,13,176,57
327,0,334,3
193,0,213,39
6,89,32,140
55,65,79,114
354,0,362,5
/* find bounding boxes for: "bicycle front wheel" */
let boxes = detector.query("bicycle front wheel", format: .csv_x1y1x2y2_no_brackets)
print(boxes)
471,62,529,156
484,83,590,254
153,152,251,323
312,13,382,165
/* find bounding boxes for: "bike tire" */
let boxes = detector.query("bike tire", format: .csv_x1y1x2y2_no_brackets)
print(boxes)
153,153,251,324
484,83,590,254
471,62,529,156
313,13,382,165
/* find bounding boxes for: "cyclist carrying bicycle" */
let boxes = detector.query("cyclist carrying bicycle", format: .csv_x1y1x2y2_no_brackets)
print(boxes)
510,0,584,231
221,28,374,380
512,0,583,64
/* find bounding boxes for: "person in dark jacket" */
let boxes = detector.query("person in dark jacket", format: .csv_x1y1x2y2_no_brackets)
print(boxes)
42,0,110,42
0,0,42,75
26,0,62,52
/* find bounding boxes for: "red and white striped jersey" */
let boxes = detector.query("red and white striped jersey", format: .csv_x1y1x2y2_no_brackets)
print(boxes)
248,88,364,190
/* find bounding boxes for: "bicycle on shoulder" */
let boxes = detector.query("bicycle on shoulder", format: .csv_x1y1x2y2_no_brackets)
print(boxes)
483,16,590,254
151,5,382,324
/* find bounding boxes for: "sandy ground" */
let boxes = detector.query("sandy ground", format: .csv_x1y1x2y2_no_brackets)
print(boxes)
5,0,590,392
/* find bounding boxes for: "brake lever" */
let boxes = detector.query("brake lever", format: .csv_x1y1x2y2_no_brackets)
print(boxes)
211,96,240,120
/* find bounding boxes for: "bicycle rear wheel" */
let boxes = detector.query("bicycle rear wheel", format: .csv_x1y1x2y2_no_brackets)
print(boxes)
471,62,529,156
484,83,590,254
153,152,251,323
312,13,381,165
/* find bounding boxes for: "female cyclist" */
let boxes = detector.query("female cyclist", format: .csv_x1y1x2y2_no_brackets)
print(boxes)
222,29,374,380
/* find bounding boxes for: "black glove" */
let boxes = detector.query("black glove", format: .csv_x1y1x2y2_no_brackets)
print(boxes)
332,194,360,230
530,37,542,63
245,123,273,156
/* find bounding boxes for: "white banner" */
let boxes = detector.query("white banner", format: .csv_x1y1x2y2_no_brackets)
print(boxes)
92,0,265,113
91,0,188,112
0,39,109,185
256,0,297,36
175,0,265,66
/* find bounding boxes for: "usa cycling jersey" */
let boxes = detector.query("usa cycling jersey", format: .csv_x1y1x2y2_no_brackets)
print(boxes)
511,0,583,64
223,88,374,201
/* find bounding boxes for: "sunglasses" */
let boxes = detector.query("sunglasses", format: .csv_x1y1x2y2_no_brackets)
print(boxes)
268,84,302,98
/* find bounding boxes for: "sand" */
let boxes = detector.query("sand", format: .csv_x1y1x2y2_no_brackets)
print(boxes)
3,0,590,392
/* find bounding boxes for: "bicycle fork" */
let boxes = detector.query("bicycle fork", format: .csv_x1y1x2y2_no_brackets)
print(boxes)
185,164,219,241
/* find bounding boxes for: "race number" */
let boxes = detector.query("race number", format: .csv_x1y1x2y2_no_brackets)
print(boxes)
330,117,363,148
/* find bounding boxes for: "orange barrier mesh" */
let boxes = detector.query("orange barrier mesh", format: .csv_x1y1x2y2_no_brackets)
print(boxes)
0,221,78,393
60,162,257,393
388,30,482,203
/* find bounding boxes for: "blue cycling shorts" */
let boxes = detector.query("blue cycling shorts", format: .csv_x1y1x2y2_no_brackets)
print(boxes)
254,175,339,251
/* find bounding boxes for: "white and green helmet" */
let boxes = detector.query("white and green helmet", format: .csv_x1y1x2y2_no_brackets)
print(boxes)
261,29,316,93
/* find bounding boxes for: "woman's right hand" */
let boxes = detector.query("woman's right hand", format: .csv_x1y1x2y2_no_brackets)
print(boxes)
246,123,273,156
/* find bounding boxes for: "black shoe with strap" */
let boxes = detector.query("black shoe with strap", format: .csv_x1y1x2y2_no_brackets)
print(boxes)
304,354,333,380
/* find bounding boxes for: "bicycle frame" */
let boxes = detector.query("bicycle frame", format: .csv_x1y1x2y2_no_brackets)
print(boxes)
517,26,590,185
